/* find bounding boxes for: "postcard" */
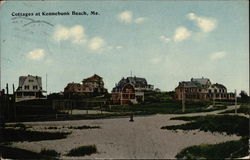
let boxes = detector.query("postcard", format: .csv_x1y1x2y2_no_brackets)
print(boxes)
0,0,249,159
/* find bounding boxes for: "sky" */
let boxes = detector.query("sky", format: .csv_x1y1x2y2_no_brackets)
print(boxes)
0,0,249,94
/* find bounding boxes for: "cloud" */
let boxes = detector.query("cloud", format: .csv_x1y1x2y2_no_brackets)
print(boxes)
107,45,123,50
210,51,227,60
173,27,191,42
134,17,146,24
116,46,123,49
27,49,45,60
117,11,146,24
117,11,133,24
160,35,171,43
149,57,162,64
53,25,86,44
88,37,106,51
187,13,217,32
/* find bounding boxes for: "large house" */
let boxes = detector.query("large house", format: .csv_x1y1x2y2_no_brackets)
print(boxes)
82,74,107,93
64,83,93,95
15,75,46,102
64,74,107,96
111,76,153,105
175,77,235,101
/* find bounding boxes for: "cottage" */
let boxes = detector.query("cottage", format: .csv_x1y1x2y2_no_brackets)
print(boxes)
175,77,235,101
15,75,46,102
64,74,107,97
82,74,108,94
112,83,137,105
111,76,153,105
64,83,93,95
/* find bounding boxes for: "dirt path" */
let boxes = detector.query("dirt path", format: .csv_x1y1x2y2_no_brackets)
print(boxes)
10,105,243,159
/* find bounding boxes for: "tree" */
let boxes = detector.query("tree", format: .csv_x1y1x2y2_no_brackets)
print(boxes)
239,90,249,103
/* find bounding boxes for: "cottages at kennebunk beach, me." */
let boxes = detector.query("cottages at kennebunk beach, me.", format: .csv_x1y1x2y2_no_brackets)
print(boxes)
0,1,248,159
12,74,235,104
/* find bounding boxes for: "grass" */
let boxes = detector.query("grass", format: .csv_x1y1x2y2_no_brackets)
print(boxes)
0,145,57,160
66,145,97,156
103,100,226,115
0,127,70,143
220,104,249,115
162,115,249,136
46,125,100,130
144,91,172,103
40,148,60,157
68,125,100,129
162,115,249,159
176,137,249,159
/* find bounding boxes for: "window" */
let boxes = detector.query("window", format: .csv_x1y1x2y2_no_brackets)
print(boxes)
24,85,29,90
28,79,34,82
33,85,38,90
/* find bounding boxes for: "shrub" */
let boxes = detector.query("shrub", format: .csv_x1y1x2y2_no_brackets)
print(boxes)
176,137,249,159
0,128,70,143
47,126,58,129
40,148,60,157
68,125,100,129
66,145,97,156
0,145,48,159
162,115,249,136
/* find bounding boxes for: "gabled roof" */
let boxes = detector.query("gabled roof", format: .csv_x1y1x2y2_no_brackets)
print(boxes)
113,76,150,92
212,83,226,89
82,74,102,82
18,76,27,87
180,81,202,88
18,75,42,87
191,77,210,86
64,82,92,92
127,76,147,85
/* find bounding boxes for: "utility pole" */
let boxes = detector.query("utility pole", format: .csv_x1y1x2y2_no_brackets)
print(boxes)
235,89,237,114
6,83,9,121
13,84,16,120
46,74,48,99
0,20,1,91
213,92,215,107
182,88,185,112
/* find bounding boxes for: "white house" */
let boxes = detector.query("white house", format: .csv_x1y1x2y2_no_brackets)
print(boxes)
15,75,46,102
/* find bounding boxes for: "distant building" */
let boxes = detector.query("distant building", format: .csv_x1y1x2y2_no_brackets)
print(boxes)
175,77,235,101
112,76,153,105
125,76,154,91
154,88,161,92
64,83,93,95
15,75,46,102
64,74,107,97
82,74,107,93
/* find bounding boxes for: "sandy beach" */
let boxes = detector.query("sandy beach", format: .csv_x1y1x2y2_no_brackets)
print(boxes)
10,105,242,159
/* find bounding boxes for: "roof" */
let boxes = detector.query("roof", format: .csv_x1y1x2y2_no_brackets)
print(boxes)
64,83,92,92
180,81,202,88
212,83,226,89
127,76,147,86
18,75,42,87
191,77,210,86
112,76,150,92
82,74,102,82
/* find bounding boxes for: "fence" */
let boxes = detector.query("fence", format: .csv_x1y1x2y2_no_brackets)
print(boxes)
0,89,16,122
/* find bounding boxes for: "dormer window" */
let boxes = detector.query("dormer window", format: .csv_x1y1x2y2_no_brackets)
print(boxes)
24,85,29,90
